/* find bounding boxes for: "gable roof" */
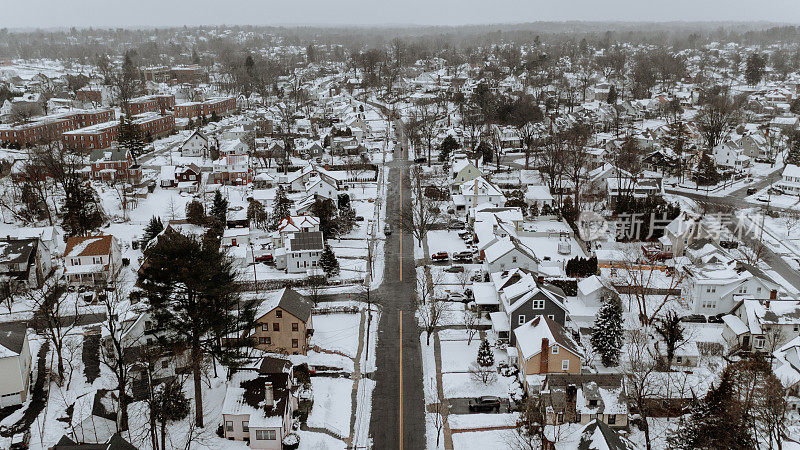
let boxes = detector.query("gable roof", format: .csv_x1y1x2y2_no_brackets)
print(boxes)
65,235,114,259
256,288,313,322
578,419,638,450
0,323,27,358
514,315,581,360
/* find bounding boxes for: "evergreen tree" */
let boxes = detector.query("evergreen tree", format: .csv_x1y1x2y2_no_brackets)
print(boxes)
476,339,494,368
247,200,267,229
210,111,219,122
138,228,255,428
141,216,164,248
654,311,684,370
745,53,767,86
662,120,690,181
319,244,339,277
118,116,145,165
529,202,539,217
438,135,459,162
590,295,624,367
62,179,104,236
268,186,292,231
311,198,339,237
185,199,205,225
785,130,800,166
607,85,618,105
210,190,228,227
697,152,721,186
668,370,755,450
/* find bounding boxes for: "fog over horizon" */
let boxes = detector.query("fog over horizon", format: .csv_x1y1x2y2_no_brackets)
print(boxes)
3,0,800,29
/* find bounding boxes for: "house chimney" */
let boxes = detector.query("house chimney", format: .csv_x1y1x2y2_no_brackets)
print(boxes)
770,289,778,300
565,384,578,423
537,275,544,285
539,337,550,373
765,300,771,309
265,381,274,408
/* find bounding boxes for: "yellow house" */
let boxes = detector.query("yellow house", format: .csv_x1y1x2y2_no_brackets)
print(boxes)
252,288,314,355
514,315,582,391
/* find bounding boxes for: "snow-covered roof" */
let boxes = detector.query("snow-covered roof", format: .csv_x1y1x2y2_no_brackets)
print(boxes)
514,315,581,360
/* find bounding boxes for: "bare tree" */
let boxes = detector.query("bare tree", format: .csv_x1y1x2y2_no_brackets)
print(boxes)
416,268,445,345
29,281,79,385
504,395,545,450
617,245,683,326
9,102,41,123
626,328,659,450
401,166,441,248
463,309,479,346
426,378,445,448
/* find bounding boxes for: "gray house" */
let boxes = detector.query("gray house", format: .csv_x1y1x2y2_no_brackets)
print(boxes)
489,269,568,345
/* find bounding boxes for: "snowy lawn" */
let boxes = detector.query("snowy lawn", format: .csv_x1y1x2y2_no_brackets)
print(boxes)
451,429,516,449
307,377,353,438
441,372,516,399
297,429,346,449
309,313,362,359
439,339,503,374
448,413,518,430
426,230,471,256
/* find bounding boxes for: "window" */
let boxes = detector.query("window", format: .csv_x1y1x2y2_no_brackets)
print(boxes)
561,359,569,371
273,323,280,332
262,324,269,331
552,346,559,354
588,399,598,407
607,414,616,425
292,323,299,332
275,310,282,318
292,339,299,348
259,337,267,344
225,421,233,432
754,336,765,349
255,430,277,440
590,414,597,420
512,256,517,263
532,300,545,309
548,315,555,320
242,421,249,432
557,412,564,424
518,315,526,325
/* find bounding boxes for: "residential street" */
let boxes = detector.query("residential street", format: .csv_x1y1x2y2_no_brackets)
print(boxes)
369,121,426,449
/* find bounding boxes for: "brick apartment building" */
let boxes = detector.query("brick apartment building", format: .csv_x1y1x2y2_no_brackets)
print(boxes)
127,94,176,116
170,65,205,84
174,96,236,119
62,112,174,152
62,121,119,151
140,66,169,82
0,108,115,147
90,147,142,183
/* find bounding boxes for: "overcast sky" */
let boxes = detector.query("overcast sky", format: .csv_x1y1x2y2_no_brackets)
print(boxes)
3,0,800,28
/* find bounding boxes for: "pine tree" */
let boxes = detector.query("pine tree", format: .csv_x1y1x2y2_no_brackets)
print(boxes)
210,190,228,227
319,244,339,277
268,186,292,231
141,216,164,248
477,339,494,368
185,200,205,225
607,85,618,105
590,295,624,367
247,200,267,229
529,202,539,217
62,179,105,237
668,370,755,450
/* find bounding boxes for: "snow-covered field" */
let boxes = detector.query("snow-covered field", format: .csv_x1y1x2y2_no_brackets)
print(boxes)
310,313,362,359
307,377,352,438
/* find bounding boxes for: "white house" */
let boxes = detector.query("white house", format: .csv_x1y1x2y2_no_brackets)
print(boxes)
63,235,122,287
778,164,800,196
0,326,31,407
681,262,780,315
712,138,750,170
180,129,209,157
483,237,539,274
456,176,506,211
275,231,324,274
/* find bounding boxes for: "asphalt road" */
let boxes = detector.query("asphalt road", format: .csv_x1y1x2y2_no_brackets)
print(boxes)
368,116,426,450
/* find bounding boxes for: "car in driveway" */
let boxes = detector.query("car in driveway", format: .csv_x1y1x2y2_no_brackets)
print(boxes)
453,251,473,261
444,265,465,273
468,396,501,412
448,220,466,230
431,251,449,261
447,292,466,302
747,187,758,195
680,314,707,323
254,254,274,264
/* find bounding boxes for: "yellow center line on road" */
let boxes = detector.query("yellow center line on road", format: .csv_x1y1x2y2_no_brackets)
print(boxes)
399,311,404,450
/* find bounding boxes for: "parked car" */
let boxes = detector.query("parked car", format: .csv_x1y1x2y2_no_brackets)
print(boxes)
447,292,466,302
470,272,484,282
453,251,473,261
384,224,392,235
414,157,427,163
431,251,449,261
768,187,785,195
355,216,365,221
746,187,758,195
448,220,466,230
255,254,274,264
680,314,707,323
707,313,725,324
458,230,472,240
444,265,465,273
468,396,501,412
